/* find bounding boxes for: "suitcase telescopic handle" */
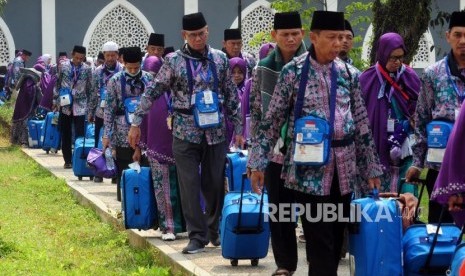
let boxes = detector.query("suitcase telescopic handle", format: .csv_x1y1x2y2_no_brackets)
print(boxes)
235,173,266,234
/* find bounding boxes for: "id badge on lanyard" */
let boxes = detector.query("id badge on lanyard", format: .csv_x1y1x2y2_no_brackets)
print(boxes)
100,87,107,108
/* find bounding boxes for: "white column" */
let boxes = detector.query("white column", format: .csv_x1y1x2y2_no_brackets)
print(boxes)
326,0,338,11
184,0,198,15
41,0,56,58
461,0,465,10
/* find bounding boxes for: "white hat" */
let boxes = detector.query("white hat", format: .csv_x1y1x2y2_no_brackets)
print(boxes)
102,41,119,52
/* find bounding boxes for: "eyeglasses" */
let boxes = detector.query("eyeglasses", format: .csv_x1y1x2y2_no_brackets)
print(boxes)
186,31,207,40
388,55,404,62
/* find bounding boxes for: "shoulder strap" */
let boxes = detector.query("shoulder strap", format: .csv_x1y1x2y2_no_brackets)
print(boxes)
183,55,219,94
294,55,338,139
377,63,409,101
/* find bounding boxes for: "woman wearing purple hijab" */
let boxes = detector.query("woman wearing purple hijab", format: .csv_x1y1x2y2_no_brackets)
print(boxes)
134,56,182,241
10,63,44,146
36,55,57,112
431,102,465,227
258,42,275,60
224,57,251,147
359,32,420,194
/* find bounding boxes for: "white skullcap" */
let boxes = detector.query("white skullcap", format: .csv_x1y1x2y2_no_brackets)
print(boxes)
102,41,119,52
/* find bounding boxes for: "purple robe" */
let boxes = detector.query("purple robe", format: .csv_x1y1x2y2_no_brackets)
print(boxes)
359,32,420,171
431,103,465,226
12,72,41,122
140,55,174,164
139,92,174,164
38,72,56,111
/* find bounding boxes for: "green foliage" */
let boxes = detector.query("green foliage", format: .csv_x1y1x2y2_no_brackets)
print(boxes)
249,0,372,70
0,147,170,275
370,0,432,65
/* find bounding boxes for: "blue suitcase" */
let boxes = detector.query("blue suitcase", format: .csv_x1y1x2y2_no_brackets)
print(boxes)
72,135,95,180
450,242,465,276
225,151,251,192
403,223,461,275
121,167,157,230
41,112,61,154
27,119,44,148
220,174,270,266
349,191,403,276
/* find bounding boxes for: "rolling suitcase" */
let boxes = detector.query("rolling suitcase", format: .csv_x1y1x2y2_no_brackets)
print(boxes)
225,150,251,192
41,111,61,154
450,235,465,276
220,174,270,266
402,179,462,276
72,133,95,181
27,119,44,148
349,188,404,276
121,167,157,230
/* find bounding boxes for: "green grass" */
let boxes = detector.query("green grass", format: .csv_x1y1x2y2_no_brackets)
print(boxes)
0,147,170,275
0,99,13,125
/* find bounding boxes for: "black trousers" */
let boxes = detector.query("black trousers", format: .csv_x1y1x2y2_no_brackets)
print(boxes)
294,172,352,276
94,116,104,148
115,147,135,202
172,137,225,244
265,162,298,272
425,169,453,223
60,113,85,164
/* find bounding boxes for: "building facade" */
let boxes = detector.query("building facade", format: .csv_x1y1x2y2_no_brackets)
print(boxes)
0,0,462,70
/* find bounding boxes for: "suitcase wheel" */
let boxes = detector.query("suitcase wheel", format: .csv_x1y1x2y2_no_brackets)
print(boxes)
46,150,49,154
251,259,258,266
230,259,238,266
90,176,94,180
78,176,82,180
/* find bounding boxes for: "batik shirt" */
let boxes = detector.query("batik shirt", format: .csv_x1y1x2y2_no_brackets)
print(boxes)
249,44,307,164
412,57,464,171
247,53,383,196
242,51,257,79
53,60,92,116
133,45,242,145
89,62,123,119
104,71,153,148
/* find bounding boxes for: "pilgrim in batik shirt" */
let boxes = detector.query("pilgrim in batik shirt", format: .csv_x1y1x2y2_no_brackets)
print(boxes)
247,52,383,196
412,52,465,172
88,62,123,119
103,70,153,148
132,45,242,145
53,60,92,116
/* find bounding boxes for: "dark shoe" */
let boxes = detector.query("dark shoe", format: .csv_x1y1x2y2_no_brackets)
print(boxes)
93,176,103,183
182,239,205,254
209,234,221,247
63,163,72,169
111,177,117,184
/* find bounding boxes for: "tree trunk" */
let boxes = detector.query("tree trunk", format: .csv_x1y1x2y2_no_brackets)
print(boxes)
370,0,432,66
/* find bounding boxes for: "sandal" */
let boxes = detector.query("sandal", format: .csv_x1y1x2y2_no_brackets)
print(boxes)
272,268,291,276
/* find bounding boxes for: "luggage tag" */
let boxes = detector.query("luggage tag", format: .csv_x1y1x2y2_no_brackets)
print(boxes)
100,87,107,108
128,161,141,173
426,224,443,235
387,119,395,133
166,115,173,130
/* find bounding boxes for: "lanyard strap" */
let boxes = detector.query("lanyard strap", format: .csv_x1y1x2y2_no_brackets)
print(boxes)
445,55,465,103
164,92,172,113
377,63,409,101
184,54,219,95
294,54,338,139
121,74,146,100
70,61,82,88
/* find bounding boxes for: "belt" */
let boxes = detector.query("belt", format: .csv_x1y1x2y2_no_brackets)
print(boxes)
174,108,193,115
332,136,354,148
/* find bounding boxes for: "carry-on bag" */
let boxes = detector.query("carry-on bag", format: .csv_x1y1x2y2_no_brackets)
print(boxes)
41,111,61,154
220,173,270,266
121,167,157,230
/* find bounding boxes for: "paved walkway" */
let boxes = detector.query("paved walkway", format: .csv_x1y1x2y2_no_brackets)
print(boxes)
22,147,350,276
